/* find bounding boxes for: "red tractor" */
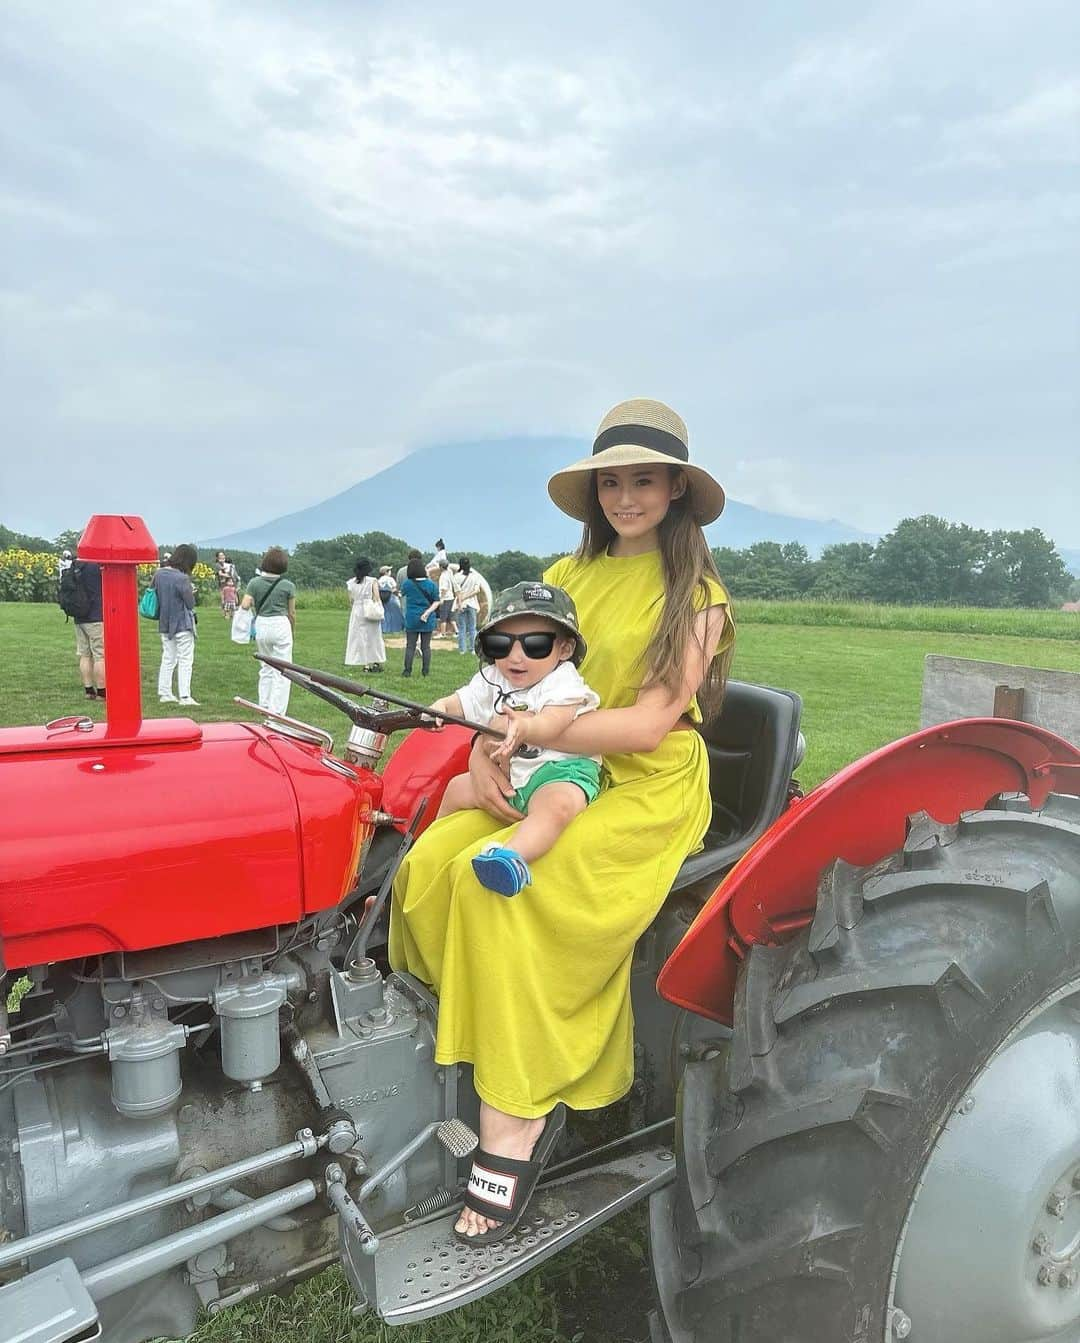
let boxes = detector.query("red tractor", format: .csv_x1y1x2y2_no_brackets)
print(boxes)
2,515,1080,1343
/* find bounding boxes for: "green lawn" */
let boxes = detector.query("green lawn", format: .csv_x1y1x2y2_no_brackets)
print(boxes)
2,600,1077,1341
4,601,1077,790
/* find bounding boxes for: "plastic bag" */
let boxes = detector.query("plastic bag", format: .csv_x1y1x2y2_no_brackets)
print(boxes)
230,607,253,644
138,586,159,620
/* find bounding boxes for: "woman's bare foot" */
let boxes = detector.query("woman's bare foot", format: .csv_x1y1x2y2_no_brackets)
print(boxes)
455,1101,547,1238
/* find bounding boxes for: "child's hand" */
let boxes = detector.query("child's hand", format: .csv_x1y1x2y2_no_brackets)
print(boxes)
493,709,534,763
421,700,448,731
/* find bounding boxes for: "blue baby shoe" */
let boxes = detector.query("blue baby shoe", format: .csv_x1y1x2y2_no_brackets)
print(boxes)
472,846,532,897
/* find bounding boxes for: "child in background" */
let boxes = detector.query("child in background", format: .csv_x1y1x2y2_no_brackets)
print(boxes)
427,582,601,896
221,580,238,618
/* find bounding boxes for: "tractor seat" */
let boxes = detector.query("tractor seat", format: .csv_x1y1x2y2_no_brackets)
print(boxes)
672,681,803,892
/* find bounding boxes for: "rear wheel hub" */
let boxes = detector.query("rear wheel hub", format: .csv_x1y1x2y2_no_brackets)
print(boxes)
895,985,1080,1341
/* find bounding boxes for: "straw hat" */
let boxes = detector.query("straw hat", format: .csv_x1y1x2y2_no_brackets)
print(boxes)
547,398,725,525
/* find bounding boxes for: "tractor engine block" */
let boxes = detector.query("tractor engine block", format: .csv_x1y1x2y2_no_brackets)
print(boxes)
0,948,453,1343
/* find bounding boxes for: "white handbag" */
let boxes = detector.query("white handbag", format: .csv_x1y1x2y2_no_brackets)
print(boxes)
360,578,383,622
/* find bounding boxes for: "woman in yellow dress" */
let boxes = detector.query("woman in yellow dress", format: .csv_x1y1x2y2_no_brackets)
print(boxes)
390,398,734,1241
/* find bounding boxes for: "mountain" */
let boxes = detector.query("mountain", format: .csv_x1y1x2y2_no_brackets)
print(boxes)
206,436,875,557
1062,548,1080,577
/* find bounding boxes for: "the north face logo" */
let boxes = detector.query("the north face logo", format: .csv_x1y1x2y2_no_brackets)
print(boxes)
522,585,553,603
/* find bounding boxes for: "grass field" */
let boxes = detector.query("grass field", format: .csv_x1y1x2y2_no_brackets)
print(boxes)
4,600,1078,789
2,598,1078,1341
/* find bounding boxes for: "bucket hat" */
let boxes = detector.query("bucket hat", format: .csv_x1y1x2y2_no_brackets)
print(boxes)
547,398,725,526
475,581,587,666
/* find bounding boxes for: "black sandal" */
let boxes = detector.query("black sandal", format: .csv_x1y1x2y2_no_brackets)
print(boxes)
455,1103,567,1245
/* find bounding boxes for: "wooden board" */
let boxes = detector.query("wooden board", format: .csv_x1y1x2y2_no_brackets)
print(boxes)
922,655,1080,747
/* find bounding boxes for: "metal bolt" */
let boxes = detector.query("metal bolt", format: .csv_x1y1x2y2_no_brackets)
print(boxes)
1048,1194,1068,1219
889,1307,912,1339
958,1096,975,1115
1034,1233,1051,1254
1061,1269,1078,1289
153,997,165,1012
367,1006,389,1025
1039,1265,1055,1286
307,990,319,1003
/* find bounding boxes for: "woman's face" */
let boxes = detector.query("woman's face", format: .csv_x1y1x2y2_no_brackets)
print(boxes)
595,464,685,542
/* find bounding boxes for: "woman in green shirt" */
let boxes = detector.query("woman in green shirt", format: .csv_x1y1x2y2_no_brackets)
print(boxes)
239,547,297,714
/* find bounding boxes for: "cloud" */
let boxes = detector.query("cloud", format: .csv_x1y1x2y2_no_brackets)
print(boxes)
941,78,1080,167
760,40,889,125
2,0,1078,545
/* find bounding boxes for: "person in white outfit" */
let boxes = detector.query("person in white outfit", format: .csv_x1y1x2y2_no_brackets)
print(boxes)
344,556,385,671
452,556,483,655
239,547,297,715
153,544,199,706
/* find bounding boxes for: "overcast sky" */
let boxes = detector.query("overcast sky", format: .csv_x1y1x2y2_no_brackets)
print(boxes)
2,1,1077,547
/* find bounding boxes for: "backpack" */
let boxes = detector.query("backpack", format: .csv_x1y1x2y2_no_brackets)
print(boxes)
58,563,93,622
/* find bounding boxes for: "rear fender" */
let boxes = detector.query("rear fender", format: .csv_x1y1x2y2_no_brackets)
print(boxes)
657,718,1080,1025
380,725,473,834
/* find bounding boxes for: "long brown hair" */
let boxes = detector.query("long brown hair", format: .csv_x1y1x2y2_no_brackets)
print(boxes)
576,469,732,721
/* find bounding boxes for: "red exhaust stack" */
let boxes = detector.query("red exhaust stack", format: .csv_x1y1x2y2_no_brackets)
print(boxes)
77,515,159,737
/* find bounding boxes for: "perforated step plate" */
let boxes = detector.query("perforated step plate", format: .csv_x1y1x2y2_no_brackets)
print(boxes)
351,1146,676,1325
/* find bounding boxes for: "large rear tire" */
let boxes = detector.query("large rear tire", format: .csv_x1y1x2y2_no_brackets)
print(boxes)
661,794,1080,1342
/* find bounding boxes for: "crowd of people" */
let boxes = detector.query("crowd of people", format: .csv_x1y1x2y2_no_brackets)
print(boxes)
65,538,494,710
344,542,494,676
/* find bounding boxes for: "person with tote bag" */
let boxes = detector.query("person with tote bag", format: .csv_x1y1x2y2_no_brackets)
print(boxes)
237,547,297,714
345,557,386,672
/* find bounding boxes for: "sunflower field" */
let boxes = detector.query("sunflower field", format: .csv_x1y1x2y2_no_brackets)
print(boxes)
0,551,220,603
137,561,220,602
0,549,59,601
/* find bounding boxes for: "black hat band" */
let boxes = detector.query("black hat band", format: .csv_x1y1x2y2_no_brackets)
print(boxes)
592,423,689,462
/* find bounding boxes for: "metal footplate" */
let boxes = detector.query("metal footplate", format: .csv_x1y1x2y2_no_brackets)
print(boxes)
344,1145,676,1325
0,1257,100,1343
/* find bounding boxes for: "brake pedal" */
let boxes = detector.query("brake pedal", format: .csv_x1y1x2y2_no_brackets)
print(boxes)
437,1117,478,1158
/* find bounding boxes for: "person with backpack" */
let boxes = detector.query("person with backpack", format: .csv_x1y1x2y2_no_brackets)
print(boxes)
59,556,105,701
152,544,199,707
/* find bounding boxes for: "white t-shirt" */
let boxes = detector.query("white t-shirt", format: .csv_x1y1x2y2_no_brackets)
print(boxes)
456,662,601,790
454,571,482,610
438,569,455,601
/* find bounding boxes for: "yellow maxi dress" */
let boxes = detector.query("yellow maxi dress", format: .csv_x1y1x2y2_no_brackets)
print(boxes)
389,547,732,1118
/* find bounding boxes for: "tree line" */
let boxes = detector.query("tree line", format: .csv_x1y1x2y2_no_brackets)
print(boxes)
3,515,1076,608
717,517,1074,607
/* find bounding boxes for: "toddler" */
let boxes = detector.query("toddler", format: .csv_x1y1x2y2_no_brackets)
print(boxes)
221,580,238,617
428,582,601,896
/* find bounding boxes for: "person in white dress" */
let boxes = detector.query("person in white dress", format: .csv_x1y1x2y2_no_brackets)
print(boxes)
345,557,386,672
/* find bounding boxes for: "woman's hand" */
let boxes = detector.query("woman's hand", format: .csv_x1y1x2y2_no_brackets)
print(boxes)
468,736,523,823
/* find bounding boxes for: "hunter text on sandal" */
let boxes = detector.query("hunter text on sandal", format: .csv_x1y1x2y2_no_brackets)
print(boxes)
456,1103,567,1245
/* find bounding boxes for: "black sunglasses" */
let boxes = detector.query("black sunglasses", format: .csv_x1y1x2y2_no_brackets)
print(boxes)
479,630,560,660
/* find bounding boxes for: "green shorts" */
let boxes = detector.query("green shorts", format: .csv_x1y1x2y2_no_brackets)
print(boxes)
512,757,603,814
